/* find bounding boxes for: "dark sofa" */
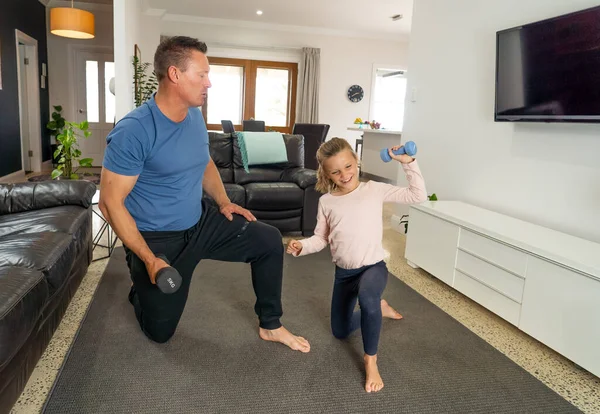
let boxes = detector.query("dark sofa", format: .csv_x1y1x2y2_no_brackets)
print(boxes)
0,180,96,413
206,132,321,236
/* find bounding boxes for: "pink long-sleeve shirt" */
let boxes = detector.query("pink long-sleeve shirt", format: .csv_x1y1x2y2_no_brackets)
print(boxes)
295,160,427,269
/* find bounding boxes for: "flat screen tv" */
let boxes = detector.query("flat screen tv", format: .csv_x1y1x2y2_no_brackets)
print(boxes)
494,6,600,123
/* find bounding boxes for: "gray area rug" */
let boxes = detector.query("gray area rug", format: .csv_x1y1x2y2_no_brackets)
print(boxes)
43,247,580,413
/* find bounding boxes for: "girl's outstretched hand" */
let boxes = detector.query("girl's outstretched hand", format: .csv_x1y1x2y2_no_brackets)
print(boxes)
388,146,415,164
286,240,303,255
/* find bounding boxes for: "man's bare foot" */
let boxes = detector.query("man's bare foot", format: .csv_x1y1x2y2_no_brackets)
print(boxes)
364,354,384,393
381,299,403,320
259,326,311,353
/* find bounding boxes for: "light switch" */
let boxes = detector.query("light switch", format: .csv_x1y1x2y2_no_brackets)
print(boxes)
411,87,417,102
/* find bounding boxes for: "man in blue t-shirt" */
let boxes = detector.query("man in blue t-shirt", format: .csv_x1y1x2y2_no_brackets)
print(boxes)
99,36,310,353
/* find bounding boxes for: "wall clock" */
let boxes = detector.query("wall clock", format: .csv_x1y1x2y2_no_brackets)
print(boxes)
347,84,364,103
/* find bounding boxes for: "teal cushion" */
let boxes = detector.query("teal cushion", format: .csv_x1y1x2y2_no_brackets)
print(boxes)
235,132,288,172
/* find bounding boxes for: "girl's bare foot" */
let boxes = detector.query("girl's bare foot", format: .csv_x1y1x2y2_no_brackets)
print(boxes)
381,299,403,320
259,326,311,353
364,354,384,393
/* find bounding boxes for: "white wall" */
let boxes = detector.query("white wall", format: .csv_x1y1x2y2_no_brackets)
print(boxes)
47,5,113,126
114,0,143,120
136,16,409,149
399,0,600,242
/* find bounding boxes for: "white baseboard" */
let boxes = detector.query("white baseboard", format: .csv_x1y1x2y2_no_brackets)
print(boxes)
0,169,25,183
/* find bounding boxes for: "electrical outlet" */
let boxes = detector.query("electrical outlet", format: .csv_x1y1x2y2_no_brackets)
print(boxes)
28,150,33,157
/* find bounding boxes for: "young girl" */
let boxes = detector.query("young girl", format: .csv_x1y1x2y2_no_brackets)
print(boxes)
286,137,427,393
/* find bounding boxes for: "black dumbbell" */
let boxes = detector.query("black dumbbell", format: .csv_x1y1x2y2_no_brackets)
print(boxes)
155,255,182,294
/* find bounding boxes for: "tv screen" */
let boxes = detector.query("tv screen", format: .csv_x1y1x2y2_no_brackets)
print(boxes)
495,6,600,122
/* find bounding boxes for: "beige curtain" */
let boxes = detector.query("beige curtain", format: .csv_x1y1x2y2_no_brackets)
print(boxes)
296,47,320,123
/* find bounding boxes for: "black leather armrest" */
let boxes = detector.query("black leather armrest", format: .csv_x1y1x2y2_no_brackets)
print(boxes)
0,181,97,215
281,168,317,189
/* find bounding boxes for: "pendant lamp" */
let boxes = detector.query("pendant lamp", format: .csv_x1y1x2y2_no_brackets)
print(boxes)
50,0,95,39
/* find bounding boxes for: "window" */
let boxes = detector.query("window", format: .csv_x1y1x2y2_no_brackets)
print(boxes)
202,57,297,133
104,62,115,123
371,68,407,131
83,58,114,124
85,61,99,122
255,67,290,127
206,65,243,125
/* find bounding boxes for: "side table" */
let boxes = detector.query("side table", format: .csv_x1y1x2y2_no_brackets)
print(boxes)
91,189,118,261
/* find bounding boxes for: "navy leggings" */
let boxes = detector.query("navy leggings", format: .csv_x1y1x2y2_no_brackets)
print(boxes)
331,261,388,356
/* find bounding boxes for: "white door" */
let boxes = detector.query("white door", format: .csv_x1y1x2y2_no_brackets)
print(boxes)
18,43,32,172
75,51,115,166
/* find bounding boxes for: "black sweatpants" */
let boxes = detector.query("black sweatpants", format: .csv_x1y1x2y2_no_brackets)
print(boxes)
124,200,284,343
331,261,389,356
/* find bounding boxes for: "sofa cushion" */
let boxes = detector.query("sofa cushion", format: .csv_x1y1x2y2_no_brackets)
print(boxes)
251,209,303,220
259,217,302,233
234,168,284,185
0,206,89,238
233,134,305,169
245,183,304,211
0,232,76,294
0,267,49,370
0,181,96,215
224,184,246,207
281,168,318,189
208,132,234,183
203,184,246,208
235,132,289,169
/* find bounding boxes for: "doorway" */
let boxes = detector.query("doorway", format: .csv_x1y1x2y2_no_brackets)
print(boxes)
369,64,408,132
73,48,115,166
15,30,42,174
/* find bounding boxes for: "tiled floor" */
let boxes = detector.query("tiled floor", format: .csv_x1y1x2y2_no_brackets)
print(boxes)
7,195,600,413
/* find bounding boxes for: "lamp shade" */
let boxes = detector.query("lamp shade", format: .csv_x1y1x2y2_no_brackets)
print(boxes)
50,7,95,39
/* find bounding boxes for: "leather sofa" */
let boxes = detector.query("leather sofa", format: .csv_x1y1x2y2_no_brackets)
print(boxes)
0,180,96,413
206,132,321,236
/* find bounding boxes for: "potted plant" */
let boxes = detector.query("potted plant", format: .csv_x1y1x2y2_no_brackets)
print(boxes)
47,105,66,167
51,121,93,180
132,55,158,107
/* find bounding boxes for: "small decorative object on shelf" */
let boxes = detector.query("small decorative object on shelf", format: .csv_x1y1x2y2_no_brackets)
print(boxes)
353,118,370,129
370,120,381,129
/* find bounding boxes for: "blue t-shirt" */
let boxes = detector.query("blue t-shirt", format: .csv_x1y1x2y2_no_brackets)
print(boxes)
103,95,210,231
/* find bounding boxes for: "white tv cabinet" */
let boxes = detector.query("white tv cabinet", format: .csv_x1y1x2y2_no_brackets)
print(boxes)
404,201,600,378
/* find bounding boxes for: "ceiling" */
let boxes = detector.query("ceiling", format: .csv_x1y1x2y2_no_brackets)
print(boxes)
145,0,413,39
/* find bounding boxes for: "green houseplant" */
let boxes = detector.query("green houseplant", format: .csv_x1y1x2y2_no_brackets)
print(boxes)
47,105,66,140
51,121,93,180
47,106,66,166
133,55,158,107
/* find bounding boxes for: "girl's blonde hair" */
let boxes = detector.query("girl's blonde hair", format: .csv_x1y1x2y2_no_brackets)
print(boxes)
315,137,358,193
